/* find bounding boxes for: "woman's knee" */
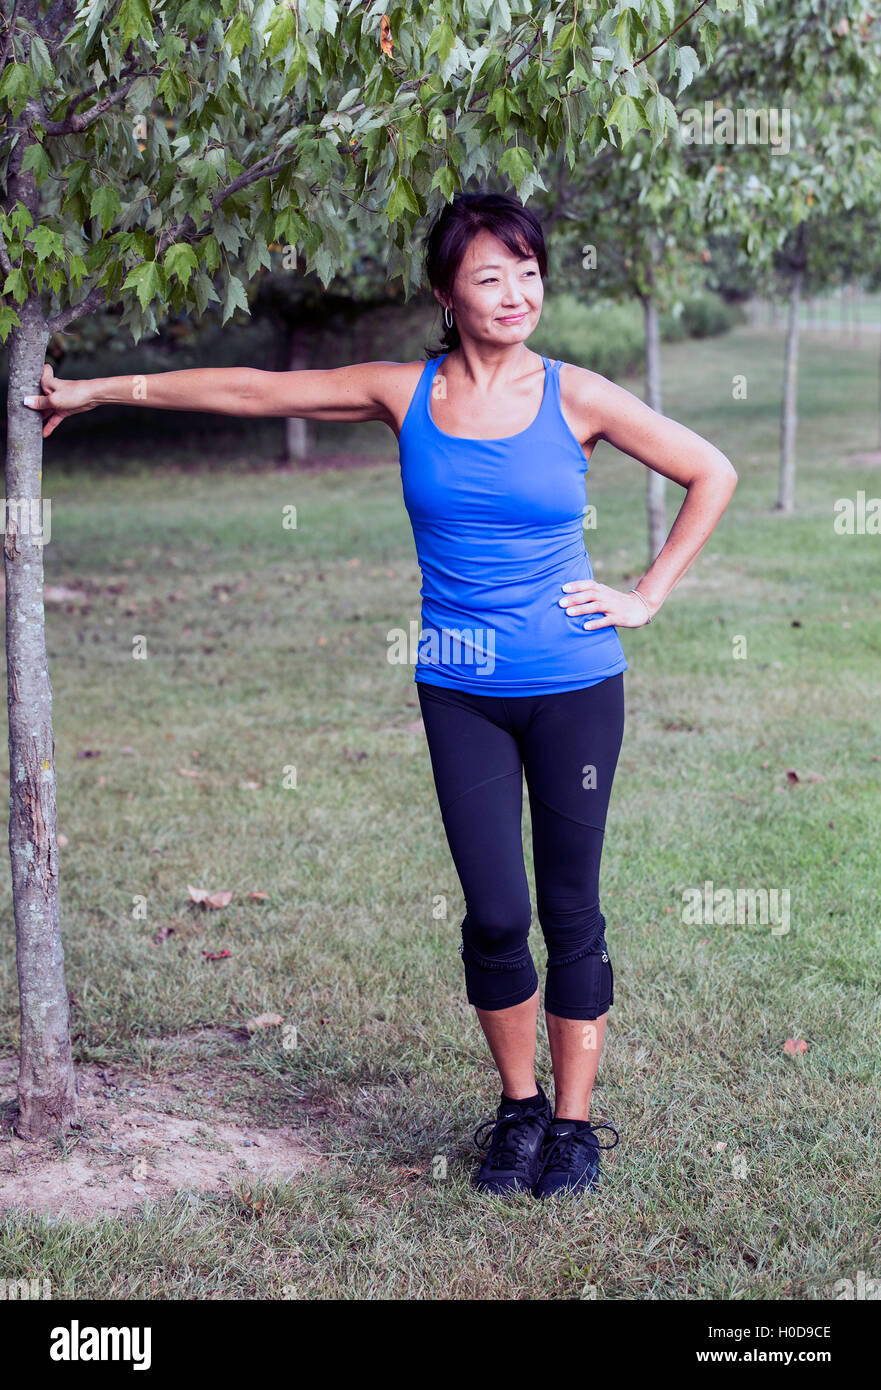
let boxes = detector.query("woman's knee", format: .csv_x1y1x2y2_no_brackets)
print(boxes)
462,901,532,960
541,908,614,1021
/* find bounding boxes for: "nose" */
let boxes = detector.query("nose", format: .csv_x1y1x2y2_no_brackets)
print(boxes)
500,282,528,308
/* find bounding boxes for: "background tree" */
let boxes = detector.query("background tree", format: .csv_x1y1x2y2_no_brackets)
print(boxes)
252,237,413,464
693,0,881,511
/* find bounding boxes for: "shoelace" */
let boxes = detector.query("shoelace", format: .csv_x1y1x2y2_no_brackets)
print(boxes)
541,1120,619,1173
474,1110,546,1170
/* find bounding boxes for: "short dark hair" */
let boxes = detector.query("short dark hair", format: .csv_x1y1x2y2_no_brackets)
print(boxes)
421,190,548,358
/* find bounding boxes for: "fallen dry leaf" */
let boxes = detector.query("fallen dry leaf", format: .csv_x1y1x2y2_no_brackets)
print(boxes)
187,886,234,909
783,1037,808,1055
44,584,87,603
248,891,270,902
202,949,232,962
246,1013,283,1033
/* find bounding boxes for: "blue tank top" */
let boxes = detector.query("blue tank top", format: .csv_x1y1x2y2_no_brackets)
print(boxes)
398,352,628,696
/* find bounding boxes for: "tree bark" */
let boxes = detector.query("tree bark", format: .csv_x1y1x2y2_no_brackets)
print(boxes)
642,290,666,563
5,297,76,1137
777,230,806,513
284,323,310,464
5,93,76,1136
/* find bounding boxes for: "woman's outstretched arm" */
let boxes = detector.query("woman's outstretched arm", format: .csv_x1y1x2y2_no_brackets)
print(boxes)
22,360,395,438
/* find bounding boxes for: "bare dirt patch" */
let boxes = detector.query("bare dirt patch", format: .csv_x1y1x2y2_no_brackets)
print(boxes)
0,1043,322,1220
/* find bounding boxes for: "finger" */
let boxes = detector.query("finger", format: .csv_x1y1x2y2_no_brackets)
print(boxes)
41,363,55,387
582,616,615,631
22,394,50,410
44,414,63,436
561,580,596,596
559,587,599,609
565,599,607,616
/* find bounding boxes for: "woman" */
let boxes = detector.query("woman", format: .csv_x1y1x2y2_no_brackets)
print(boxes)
24,190,737,1201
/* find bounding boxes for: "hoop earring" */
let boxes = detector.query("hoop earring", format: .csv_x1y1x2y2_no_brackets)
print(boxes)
444,306,454,329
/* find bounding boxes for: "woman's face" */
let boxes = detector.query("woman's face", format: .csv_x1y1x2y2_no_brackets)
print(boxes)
437,228,543,347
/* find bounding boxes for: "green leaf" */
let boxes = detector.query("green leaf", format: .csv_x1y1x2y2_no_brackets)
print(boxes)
164,242,199,288
0,61,35,115
386,175,420,223
607,93,648,146
22,143,51,185
698,21,718,66
68,255,88,289
497,145,534,192
221,273,249,324
26,226,64,263
551,21,578,54
6,202,33,237
266,5,296,59
200,234,222,273
425,22,455,64
116,0,154,47
192,271,221,316
121,259,165,310
0,304,22,340
430,164,461,199
3,268,30,305
90,186,123,234
614,6,647,61
644,93,678,152
29,34,55,83
226,12,252,59
676,45,700,96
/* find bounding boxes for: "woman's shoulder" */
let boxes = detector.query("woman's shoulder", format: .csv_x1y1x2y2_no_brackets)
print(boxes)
365,359,440,441
556,361,619,440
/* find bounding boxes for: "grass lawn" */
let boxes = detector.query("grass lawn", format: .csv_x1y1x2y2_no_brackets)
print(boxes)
0,325,879,1299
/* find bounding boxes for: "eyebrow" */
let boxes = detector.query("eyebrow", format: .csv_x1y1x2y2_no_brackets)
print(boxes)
471,257,538,273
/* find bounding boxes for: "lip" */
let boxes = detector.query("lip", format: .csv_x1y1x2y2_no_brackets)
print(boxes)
496,313,527,323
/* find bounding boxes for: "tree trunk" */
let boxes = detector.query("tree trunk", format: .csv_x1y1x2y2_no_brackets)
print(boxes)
284,323,311,464
5,298,76,1137
643,291,666,562
777,258,804,513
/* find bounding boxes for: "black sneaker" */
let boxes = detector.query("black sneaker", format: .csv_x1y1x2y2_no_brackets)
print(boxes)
473,1086,552,1194
533,1117,619,1199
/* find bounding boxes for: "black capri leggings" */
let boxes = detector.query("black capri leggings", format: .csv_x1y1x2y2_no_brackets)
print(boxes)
416,673,625,1021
